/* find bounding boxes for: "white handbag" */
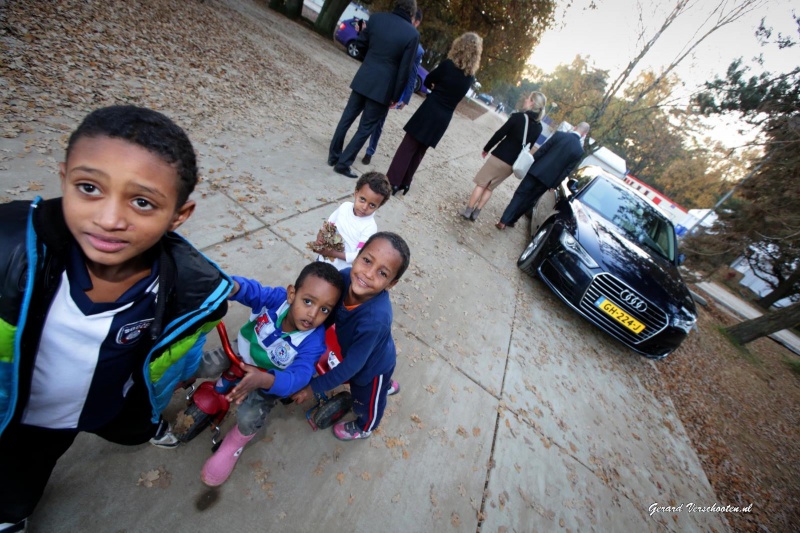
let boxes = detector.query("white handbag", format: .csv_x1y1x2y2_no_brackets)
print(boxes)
512,113,534,179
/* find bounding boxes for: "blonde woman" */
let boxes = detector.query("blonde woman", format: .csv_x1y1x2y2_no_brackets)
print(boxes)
459,92,547,221
387,32,483,195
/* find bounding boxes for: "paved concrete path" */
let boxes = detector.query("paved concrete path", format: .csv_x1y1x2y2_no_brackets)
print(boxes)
12,123,726,533
0,1,728,531
696,282,800,355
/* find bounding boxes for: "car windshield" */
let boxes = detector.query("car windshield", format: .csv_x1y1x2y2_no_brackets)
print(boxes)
578,177,676,262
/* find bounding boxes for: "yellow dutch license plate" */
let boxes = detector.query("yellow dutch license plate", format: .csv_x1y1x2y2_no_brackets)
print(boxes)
595,297,646,334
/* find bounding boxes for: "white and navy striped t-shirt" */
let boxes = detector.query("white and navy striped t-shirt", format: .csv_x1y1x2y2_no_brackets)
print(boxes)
22,246,159,430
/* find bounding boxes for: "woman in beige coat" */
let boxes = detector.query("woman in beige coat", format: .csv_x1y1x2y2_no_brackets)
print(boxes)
459,92,547,221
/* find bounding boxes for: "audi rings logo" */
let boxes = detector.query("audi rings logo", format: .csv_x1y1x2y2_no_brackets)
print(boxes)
620,290,647,312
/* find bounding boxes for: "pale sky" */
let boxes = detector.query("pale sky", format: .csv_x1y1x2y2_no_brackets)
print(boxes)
527,0,799,127
529,0,798,82
522,3,795,209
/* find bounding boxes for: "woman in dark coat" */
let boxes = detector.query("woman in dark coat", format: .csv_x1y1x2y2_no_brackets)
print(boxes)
458,91,547,221
386,32,483,195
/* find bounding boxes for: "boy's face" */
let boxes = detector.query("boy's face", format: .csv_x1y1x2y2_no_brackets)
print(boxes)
284,275,341,332
60,135,195,273
352,184,385,218
348,238,403,305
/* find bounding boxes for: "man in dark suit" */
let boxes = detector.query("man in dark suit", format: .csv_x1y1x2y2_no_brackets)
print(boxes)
361,8,424,166
328,0,420,178
496,122,590,229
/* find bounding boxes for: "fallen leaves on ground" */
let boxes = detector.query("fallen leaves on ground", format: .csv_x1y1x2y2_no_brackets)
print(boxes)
136,465,171,489
656,296,800,532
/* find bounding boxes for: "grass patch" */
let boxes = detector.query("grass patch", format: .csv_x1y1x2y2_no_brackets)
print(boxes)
784,357,800,376
715,325,762,366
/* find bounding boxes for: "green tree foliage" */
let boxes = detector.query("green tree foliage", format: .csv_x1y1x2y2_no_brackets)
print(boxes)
535,0,764,194
537,58,718,207
491,78,541,112
653,155,724,209
370,0,556,88
686,23,800,339
538,56,607,124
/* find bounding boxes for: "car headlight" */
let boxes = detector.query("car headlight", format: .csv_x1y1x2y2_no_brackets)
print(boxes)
559,230,599,268
671,309,697,333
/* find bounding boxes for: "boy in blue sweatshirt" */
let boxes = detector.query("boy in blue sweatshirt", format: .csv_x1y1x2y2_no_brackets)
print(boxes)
292,232,411,440
200,262,343,486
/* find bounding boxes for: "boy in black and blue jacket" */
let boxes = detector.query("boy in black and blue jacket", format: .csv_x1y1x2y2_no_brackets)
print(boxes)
0,106,232,529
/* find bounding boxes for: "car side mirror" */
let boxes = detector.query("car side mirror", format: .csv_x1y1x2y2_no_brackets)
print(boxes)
567,178,579,193
677,253,686,266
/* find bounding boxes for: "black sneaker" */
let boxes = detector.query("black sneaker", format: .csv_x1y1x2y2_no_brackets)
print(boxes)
362,154,372,165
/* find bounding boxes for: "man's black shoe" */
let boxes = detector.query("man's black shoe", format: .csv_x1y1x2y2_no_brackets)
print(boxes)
362,154,372,165
334,166,358,179
327,157,337,167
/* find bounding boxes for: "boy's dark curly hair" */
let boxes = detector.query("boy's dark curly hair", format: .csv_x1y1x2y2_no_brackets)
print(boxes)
355,171,392,206
66,105,198,208
360,231,411,281
295,261,345,297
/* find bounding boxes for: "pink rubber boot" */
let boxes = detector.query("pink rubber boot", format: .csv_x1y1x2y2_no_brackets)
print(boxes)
201,424,254,487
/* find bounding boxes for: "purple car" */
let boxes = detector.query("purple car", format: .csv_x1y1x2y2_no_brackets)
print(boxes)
334,17,367,60
415,64,430,95
334,17,429,95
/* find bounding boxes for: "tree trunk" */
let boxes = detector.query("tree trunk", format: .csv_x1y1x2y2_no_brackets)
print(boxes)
285,0,303,19
314,0,351,37
756,268,800,309
725,300,800,345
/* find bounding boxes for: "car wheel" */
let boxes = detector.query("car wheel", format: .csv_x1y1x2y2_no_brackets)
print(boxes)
346,40,360,59
517,223,553,277
414,75,421,93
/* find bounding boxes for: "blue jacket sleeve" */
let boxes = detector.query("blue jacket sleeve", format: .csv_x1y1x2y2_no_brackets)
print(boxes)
267,328,325,397
394,34,420,103
230,275,286,312
310,322,386,394
400,45,424,105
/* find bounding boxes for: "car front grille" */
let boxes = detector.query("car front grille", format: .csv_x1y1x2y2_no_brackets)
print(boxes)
579,273,668,344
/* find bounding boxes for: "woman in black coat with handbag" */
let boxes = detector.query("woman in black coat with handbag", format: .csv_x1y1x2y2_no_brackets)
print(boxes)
458,91,547,221
386,32,483,195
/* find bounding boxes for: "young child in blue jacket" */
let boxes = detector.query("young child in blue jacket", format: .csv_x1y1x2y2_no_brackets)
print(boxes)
292,232,411,440
0,105,232,530
200,262,343,486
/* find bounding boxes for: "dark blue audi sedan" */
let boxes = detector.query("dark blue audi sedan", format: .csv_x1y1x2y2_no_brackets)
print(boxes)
518,171,697,359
